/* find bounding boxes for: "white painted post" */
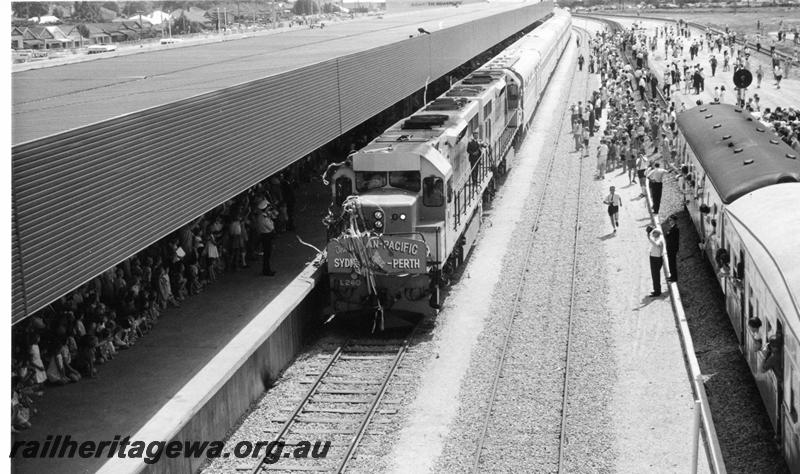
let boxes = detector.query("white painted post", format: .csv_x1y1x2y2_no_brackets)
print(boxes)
692,398,702,474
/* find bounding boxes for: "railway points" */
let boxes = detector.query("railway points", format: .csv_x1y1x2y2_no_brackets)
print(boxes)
13,5,800,474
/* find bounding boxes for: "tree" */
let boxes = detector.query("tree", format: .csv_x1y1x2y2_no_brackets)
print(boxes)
293,0,320,15
102,2,120,13
12,2,49,19
77,23,91,38
73,2,103,22
122,1,148,17
172,12,203,34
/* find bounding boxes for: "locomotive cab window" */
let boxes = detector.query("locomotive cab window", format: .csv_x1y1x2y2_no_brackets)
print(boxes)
356,171,386,192
389,171,421,192
335,176,353,206
507,84,520,109
423,176,444,207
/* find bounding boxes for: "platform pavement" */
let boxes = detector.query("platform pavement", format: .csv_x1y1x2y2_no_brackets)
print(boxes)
11,179,330,474
591,158,710,472
603,15,800,112
567,75,714,470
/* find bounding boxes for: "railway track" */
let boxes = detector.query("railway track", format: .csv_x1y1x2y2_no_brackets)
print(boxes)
471,27,592,473
251,340,410,473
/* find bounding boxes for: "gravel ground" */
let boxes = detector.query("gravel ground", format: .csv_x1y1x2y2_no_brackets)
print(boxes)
595,13,791,472
655,183,789,473
431,30,618,473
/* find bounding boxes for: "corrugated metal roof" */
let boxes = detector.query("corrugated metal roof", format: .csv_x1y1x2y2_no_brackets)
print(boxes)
677,103,800,204
11,2,554,323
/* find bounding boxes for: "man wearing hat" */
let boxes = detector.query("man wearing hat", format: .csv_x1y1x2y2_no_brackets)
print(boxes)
256,200,278,276
648,226,665,297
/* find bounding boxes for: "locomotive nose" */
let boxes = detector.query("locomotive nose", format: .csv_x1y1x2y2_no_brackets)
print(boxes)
361,195,417,234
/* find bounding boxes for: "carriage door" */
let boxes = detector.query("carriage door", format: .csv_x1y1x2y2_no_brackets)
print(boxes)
739,249,746,345
725,242,744,343
777,320,785,444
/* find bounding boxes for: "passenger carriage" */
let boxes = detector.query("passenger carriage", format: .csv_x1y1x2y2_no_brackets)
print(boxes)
724,184,800,472
676,103,800,469
675,103,800,286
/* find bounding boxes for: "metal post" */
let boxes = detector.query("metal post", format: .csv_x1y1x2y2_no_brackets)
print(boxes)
691,398,701,474
217,7,221,33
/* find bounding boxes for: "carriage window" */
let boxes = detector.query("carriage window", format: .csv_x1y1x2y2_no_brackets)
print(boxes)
335,176,353,206
389,171,421,192
423,176,444,207
356,172,386,192
738,250,745,280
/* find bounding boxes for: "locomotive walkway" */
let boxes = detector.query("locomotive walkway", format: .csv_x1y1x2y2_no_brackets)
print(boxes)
11,182,330,474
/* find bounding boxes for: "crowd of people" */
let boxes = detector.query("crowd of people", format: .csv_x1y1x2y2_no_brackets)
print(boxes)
10,165,312,432
576,23,688,296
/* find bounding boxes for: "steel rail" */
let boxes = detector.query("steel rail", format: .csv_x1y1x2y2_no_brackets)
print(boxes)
336,342,409,473
251,346,344,473
556,38,590,474
471,26,592,474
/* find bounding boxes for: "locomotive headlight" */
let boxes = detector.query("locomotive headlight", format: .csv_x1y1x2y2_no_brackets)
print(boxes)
374,220,383,228
400,213,407,221
373,211,383,219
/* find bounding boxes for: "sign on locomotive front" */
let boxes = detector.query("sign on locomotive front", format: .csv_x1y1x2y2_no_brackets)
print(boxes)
327,235,427,275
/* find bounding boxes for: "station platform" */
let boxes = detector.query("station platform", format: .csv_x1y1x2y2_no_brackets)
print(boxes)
598,14,800,111
11,180,330,474
595,162,711,472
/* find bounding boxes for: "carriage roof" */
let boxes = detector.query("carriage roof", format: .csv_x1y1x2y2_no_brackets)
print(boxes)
677,103,800,204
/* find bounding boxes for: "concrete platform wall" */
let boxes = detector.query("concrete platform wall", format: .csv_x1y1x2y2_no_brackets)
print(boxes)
97,263,326,474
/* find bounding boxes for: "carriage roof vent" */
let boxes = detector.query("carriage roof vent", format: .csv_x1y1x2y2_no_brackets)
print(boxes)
756,127,765,132
462,74,497,85
447,87,483,97
743,158,754,165
713,123,721,129
770,139,780,145
788,153,797,159
425,98,469,111
722,134,731,140
699,107,708,112
402,114,449,130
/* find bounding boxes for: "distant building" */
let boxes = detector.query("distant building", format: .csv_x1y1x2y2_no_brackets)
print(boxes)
62,24,113,45
21,26,79,49
384,0,477,12
11,26,26,49
342,0,387,10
